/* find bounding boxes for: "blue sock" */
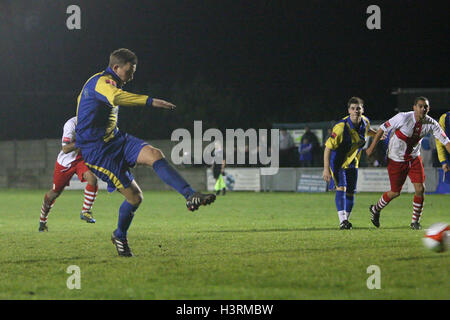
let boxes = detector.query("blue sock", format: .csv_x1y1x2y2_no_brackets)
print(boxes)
345,194,355,214
114,200,138,240
153,158,195,199
335,190,345,212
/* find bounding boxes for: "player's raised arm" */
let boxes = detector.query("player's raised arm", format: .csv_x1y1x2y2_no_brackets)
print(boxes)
95,81,176,110
94,78,150,107
94,48,176,110
152,98,176,110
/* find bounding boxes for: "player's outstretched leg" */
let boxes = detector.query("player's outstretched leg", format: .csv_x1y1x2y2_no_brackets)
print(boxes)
186,192,216,211
152,158,216,211
137,146,216,211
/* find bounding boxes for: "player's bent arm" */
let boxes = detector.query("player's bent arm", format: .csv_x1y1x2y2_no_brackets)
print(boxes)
432,116,450,165
368,127,388,140
436,139,446,163
441,142,450,172
445,142,450,158
62,142,78,154
368,127,377,137
366,128,384,157
435,113,448,164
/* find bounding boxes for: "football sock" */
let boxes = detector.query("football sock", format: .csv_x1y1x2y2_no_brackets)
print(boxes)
335,190,346,223
345,194,354,220
114,200,138,240
374,192,391,212
153,158,195,199
40,194,55,223
412,195,424,223
81,183,98,213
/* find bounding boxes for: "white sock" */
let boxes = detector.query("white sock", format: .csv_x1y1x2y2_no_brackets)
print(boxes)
345,211,351,220
338,210,346,224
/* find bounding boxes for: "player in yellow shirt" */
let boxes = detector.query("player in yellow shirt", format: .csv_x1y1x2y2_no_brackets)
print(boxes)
436,111,450,172
76,48,216,257
323,97,378,229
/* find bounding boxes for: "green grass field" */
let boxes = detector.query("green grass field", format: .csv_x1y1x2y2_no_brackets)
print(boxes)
0,189,449,300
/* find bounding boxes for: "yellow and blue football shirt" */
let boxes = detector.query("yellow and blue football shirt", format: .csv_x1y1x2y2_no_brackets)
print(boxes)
326,115,371,171
74,67,153,191
436,111,450,165
75,66,153,149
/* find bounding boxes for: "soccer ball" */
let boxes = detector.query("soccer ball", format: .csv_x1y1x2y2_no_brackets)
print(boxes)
422,222,449,253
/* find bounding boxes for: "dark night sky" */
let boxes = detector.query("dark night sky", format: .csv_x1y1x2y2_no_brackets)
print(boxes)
0,0,449,139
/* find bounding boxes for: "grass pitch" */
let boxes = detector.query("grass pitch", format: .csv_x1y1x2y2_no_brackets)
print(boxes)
0,189,448,300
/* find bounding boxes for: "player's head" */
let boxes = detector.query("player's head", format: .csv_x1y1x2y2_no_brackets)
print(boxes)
413,96,430,121
347,97,364,120
109,48,138,84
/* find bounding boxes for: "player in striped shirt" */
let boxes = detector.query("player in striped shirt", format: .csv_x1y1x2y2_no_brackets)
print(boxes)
366,97,450,229
39,117,98,232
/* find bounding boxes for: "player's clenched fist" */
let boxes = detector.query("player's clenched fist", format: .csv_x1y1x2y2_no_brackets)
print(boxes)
443,163,449,173
322,168,331,183
152,98,176,110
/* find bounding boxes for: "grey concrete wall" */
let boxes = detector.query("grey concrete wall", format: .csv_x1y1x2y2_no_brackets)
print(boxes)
0,138,442,193
0,139,207,190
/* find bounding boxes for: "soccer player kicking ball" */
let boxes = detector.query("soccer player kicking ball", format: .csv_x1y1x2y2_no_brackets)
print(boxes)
323,97,378,230
39,117,98,232
75,48,216,257
366,97,450,229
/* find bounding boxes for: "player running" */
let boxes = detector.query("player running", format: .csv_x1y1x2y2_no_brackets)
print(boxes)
75,48,216,257
366,97,450,229
436,111,450,173
39,116,98,232
323,97,378,229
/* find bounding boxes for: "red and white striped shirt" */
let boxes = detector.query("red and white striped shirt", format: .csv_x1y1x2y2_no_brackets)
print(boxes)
56,117,81,167
379,111,449,162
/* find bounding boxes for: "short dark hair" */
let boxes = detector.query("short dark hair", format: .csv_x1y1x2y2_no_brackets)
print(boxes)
109,48,138,68
347,96,364,108
414,96,429,105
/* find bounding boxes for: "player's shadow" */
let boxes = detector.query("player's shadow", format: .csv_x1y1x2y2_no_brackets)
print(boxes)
200,227,337,233
394,255,448,261
0,256,98,265
200,226,412,233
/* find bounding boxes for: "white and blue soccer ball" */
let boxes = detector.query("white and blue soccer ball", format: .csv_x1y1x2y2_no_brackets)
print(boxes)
422,222,449,253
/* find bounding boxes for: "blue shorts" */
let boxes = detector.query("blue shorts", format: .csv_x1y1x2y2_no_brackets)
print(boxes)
330,167,358,194
80,132,148,192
